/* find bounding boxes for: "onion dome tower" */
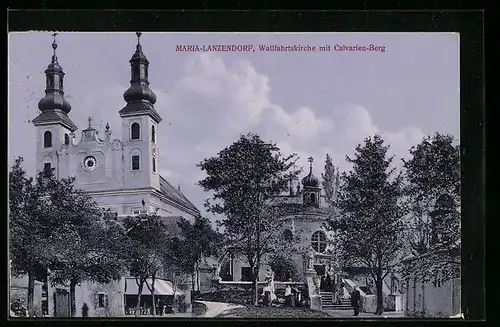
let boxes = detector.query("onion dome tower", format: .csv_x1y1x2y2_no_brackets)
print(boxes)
119,32,162,123
301,156,321,206
32,33,77,132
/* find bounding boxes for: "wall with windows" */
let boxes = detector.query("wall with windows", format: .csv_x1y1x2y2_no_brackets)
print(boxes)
75,279,124,317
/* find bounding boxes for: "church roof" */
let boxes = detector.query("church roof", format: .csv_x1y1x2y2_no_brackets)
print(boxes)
159,176,199,215
32,110,78,132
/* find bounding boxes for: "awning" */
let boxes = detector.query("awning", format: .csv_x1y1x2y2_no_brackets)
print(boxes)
124,278,185,296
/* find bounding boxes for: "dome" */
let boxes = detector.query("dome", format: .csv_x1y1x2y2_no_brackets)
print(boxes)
123,84,157,104
38,92,71,113
301,171,319,187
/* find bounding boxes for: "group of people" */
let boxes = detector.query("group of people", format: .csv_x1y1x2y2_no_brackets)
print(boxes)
284,283,302,307
318,266,345,304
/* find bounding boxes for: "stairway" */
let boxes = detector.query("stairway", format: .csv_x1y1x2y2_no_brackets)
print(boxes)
320,292,352,310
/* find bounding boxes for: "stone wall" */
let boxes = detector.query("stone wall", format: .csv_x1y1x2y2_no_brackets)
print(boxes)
405,277,461,317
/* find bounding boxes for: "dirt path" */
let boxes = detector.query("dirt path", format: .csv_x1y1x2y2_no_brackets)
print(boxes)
196,301,244,317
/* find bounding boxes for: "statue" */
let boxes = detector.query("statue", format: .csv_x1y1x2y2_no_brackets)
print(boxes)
263,267,277,304
307,247,315,270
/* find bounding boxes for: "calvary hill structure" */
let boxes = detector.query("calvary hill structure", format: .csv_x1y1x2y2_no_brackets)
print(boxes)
10,33,199,317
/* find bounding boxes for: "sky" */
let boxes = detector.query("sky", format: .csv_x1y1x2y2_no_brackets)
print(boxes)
8,32,460,221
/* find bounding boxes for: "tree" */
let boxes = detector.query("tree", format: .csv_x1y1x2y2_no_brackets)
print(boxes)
268,253,299,281
9,158,130,317
402,133,460,283
326,135,407,315
123,214,172,316
9,157,55,317
173,216,222,291
321,154,336,206
49,207,130,317
197,133,302,305
30,169,128,317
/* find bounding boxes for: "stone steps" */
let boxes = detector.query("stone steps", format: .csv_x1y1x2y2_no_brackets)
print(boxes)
320,292,351,310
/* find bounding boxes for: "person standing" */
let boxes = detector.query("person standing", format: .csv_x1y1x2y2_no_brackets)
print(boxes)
81,303,89,317
350,287,361,316
285,284,292,307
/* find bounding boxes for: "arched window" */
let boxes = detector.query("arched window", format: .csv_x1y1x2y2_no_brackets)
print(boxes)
46,76,54,88
44,131,52,148
283,229,293,242
131,123,140,140
152,156,156,173
64,133,70,145
151,125,156,143
131,155,140,171
311,230,327,253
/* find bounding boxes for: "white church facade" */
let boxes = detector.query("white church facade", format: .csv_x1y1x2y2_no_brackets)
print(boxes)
11,32,200,317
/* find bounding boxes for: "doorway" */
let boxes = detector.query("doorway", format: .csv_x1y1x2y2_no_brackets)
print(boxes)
54,289,70,317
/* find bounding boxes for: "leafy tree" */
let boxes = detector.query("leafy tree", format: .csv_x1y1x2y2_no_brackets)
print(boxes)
197,133,302,305
402,133,460,283
49,206,129,317
9,158,129,317
321,154,336,205
268,253,299,281
326,135,407,315
123,214,172,316
9,157,55,317
172,215,223,291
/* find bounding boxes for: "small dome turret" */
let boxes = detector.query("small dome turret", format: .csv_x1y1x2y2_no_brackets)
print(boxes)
301,156,319,187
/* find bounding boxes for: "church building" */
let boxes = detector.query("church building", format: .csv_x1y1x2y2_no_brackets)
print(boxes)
218,157,339,283
16,32,200,317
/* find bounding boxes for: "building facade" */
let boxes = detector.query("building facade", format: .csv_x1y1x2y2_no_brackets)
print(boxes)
11,33,199,317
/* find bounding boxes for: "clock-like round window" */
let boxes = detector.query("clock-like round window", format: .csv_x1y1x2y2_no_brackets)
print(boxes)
83,156,97,171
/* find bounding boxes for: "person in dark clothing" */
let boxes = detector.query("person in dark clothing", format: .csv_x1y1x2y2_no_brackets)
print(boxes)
350,288,361,316
325,273,332,292
81,303,89,317
158,299,164,316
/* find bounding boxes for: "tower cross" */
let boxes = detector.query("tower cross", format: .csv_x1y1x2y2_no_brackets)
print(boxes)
51,32,58,59
136,32,142,44
88,116,92,128
308,156,314,170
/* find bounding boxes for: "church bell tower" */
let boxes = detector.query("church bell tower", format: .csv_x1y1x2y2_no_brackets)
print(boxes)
32,33,77,178
301,157,321,207
119,32,162,191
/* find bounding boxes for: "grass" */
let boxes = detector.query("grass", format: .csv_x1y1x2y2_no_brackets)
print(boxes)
216,305,331,318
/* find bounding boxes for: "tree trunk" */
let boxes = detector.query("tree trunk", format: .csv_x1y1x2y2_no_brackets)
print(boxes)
151,275,156,316
375,276,384,315
196,263,200,292
27,271,35,317
252,265,259,306
69,278,77,317
135,278,145,317
191,272,195,292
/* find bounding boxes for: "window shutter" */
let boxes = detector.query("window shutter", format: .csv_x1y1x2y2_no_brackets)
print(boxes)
105,295,109,308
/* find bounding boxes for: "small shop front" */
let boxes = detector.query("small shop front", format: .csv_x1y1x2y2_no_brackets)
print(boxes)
123,278,186,316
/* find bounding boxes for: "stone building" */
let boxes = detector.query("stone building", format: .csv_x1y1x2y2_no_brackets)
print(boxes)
10,32,199,317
